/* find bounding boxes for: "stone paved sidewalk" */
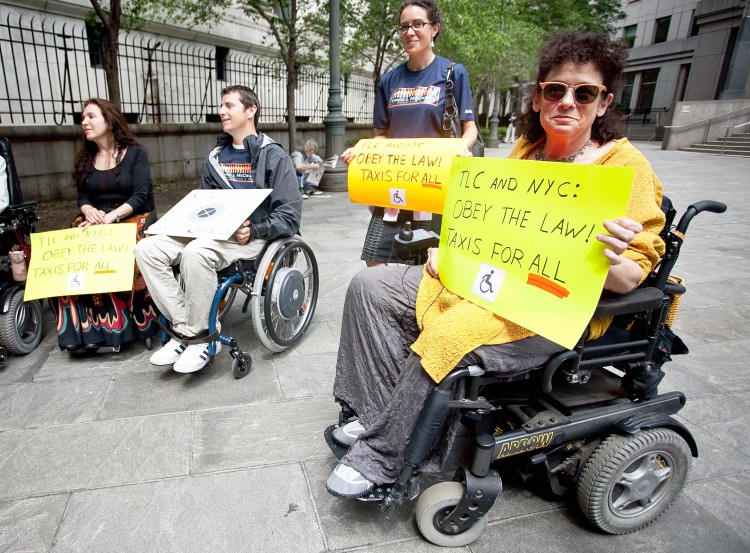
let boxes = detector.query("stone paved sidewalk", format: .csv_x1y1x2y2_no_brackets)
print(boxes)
1,143,749,552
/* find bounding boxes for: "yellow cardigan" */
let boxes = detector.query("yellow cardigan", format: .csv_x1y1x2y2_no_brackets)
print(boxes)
411,137,666,383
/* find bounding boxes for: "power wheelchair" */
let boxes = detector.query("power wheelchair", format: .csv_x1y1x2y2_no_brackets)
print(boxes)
325,197,726,546
0,137,43,365
161,235,319,378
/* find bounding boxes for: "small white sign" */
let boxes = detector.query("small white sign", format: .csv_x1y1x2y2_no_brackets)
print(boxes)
146,189,272,241
389,188,407,206
471,262,505,303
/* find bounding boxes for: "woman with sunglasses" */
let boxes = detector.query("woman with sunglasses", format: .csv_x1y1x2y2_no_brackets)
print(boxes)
325,30,665,499
343,0,478,267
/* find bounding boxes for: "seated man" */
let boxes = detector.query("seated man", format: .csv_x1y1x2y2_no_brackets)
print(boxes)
135,85,301,373
290,139,322,198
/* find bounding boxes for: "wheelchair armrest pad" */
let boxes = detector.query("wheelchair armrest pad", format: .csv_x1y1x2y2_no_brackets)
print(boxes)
593,287,664,318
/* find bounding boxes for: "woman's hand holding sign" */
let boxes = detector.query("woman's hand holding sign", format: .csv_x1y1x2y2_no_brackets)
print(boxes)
598,218,644,294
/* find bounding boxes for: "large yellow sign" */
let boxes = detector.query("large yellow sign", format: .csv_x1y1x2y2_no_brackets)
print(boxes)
347,138,465,213
439,157,635,349
25,224,137,301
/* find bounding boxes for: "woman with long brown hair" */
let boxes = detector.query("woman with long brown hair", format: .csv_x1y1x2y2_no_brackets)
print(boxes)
50,98,159,353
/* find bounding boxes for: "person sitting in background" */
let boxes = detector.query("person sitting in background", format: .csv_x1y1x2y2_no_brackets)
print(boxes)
291,139,323,198
325,29,666,498
50,98,159,353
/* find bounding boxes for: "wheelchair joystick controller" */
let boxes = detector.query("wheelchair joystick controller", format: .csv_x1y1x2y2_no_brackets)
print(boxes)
399,221,414,241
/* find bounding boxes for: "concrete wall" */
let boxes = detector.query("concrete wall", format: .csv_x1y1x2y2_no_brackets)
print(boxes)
662,98,750,148
1,123,373,201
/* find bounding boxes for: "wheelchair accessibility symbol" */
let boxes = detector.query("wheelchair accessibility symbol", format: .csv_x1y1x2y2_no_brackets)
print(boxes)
389,188,407,207
66,273,85,291
471,262,505,303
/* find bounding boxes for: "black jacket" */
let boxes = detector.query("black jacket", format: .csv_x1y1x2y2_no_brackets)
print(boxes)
199,132,302,240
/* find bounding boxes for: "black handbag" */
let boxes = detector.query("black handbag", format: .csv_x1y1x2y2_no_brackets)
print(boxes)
443,62,484,157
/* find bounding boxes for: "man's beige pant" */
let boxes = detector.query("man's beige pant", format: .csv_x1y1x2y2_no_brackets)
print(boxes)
135,234,266,337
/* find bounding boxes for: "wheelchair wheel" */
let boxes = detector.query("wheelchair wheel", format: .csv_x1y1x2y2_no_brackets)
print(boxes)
415,482,488,547
576,428,691,534
232,351,252,379
251,237,318,352
0,290,43,355
217,286,237,322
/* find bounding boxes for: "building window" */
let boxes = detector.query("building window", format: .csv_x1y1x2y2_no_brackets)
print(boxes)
216,46,229,81
623,24,637,48
85,21,106,68
637,68,660,116
690,10,699,36
619,72,636,112
654,16,671,44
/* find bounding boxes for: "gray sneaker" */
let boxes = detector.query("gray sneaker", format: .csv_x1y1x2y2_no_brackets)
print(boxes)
326,463,374,498
332,420,365,447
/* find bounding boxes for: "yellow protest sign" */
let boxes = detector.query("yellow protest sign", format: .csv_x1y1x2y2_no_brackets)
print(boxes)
24,224,137,301
348,138,465,213
439,157,635,349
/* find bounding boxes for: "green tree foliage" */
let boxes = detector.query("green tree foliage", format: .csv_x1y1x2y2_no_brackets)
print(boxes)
339,0,404,88
339,0,625,124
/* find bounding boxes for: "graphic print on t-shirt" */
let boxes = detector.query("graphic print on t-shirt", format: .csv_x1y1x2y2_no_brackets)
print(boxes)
388,85,441,108
221,162,253,187
219,145,255,189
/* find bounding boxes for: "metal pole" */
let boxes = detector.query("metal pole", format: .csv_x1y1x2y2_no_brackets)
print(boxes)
321,0,349,191
487,85,500,147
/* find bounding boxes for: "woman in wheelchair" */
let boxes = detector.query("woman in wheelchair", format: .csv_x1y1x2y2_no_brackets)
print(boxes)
49,98,159,353
326,30,667,498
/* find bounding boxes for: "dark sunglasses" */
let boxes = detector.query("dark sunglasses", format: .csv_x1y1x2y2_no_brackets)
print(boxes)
538,82,607,104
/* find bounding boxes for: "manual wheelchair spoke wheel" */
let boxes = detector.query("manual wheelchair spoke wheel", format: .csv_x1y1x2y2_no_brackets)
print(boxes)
217,285,237,322
576,428,691,534
251,238,318,352
0,290,43,355
415,482,488,547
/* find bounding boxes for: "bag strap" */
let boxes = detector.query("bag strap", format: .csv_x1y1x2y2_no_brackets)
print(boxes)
442,62,459,138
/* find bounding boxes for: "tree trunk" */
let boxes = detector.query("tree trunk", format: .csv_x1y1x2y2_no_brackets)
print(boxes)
104,31,121,109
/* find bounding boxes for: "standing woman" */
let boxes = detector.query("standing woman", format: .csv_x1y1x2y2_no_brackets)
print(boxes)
50,98,159,352
343,0,478,266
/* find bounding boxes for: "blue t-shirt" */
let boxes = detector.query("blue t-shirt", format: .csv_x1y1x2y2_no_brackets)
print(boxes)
218,144,255,189
373,55,475,139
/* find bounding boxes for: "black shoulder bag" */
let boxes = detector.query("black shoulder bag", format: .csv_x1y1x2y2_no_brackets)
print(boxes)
443,62,484,157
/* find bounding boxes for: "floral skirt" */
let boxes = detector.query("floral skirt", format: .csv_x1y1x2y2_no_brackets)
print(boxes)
49,212,160,350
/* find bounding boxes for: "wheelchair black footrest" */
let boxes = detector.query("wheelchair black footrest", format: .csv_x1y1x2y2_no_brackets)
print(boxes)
324,424,350,461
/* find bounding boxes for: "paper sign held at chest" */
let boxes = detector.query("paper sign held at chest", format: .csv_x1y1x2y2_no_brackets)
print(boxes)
347,138,465,214
146,189,272,241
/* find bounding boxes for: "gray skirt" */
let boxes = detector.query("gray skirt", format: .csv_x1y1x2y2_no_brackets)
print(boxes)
333,265,565,484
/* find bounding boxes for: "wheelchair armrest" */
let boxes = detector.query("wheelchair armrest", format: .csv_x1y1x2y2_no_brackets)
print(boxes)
593,287,664,318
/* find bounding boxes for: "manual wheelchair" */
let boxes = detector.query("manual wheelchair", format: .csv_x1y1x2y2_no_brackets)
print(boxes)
325,197,726,546
0,137,43,365
160,235,319,378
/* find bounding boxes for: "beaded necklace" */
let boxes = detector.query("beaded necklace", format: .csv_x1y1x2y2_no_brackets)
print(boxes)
535,140,592,163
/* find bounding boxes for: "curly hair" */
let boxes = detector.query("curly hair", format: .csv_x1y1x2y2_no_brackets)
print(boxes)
398,0,442,41
72,98,138,190
518,30,629,144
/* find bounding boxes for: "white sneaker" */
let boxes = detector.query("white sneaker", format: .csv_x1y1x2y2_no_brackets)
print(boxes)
149,338,186,366
173,342,221,373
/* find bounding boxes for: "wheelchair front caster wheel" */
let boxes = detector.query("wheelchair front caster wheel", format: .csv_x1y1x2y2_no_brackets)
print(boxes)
144,338,153,351
232,352,252,379
415,482,487,547
0,346,6,366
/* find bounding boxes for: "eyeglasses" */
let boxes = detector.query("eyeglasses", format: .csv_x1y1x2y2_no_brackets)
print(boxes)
538,82,607,104
397,20,431,34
